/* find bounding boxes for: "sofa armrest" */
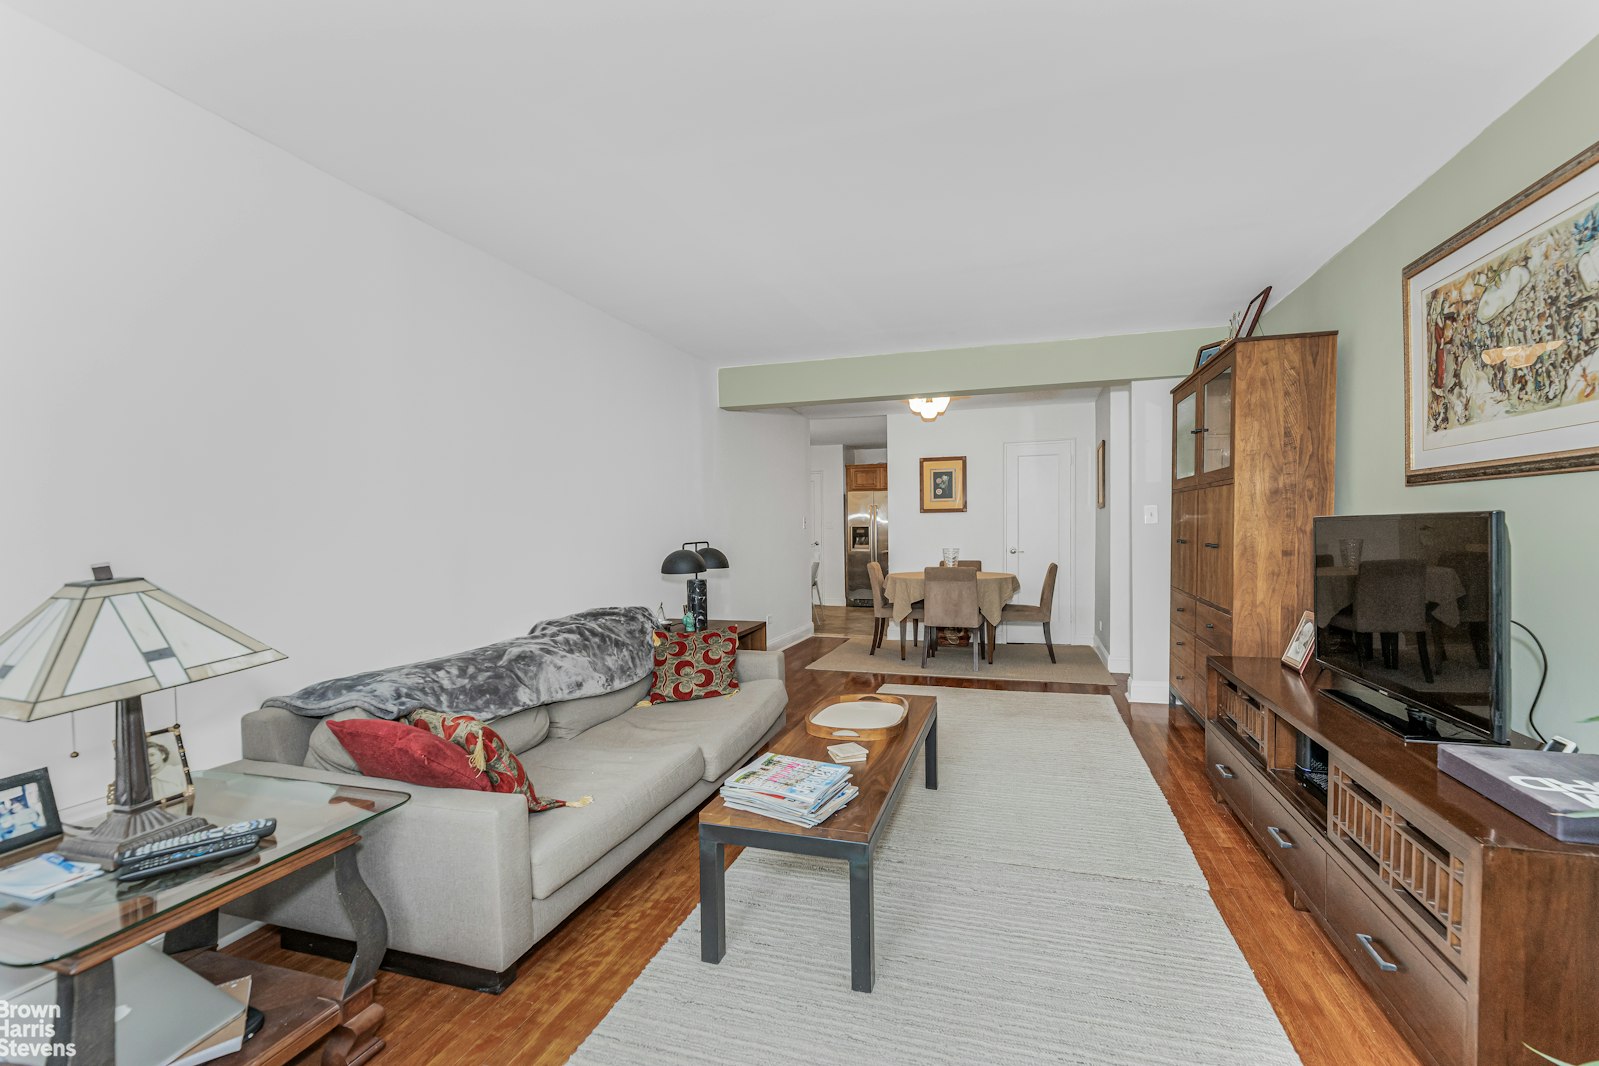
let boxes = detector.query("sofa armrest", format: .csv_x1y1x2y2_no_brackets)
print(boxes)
736,649,785,683
241,706,320,766
216,759,536,974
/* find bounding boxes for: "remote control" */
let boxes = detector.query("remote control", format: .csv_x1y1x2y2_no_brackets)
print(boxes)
114,834,263,882
115,820,277,866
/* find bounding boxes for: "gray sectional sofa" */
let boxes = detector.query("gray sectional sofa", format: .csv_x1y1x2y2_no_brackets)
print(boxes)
221,650,788,991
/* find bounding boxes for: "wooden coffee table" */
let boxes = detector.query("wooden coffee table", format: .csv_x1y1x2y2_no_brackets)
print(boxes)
698,693,938,993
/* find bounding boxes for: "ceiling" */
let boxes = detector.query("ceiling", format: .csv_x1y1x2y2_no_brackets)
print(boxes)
13,2,1599,366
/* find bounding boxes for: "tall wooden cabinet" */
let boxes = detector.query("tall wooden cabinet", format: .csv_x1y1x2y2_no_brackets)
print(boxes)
1169,332,1337,717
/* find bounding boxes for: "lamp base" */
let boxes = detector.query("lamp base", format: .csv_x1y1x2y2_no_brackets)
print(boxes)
687,578,708,632
57,804,210,868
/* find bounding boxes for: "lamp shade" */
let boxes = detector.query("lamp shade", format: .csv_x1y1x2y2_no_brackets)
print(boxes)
660,549,707,576
0,576,284,721
698,546,730,570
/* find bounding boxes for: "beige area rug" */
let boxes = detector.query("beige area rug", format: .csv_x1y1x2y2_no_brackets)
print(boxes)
806,635,1115,685
567,688,1299,1065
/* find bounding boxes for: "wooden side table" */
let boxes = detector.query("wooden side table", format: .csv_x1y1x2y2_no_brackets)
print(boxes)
0,771,408,1066
665,618,767,651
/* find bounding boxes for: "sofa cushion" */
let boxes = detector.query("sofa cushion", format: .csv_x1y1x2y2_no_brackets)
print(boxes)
620,677,787,781
521,732,704,900
545,675,651,741
490,705,551,755
408,711,561,812
648,627,739,704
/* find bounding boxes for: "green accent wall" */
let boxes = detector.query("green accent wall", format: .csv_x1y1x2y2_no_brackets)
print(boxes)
1264,35,1599,741
716,326,1220,410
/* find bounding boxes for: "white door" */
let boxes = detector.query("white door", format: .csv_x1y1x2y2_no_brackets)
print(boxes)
1003,440,1073,643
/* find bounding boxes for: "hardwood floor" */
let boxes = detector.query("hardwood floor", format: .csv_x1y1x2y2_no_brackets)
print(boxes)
230,636,1421,1066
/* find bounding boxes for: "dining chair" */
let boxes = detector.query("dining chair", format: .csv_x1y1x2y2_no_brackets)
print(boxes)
867,561,921,657
954,559,982,570
1000,562,1058,663
920,566,981,670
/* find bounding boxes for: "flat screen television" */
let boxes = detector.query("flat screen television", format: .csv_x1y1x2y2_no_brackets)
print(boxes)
1312,511,1509,744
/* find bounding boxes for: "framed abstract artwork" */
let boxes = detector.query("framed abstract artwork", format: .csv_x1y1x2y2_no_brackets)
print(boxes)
1404,138,1599,484
919,455,967,512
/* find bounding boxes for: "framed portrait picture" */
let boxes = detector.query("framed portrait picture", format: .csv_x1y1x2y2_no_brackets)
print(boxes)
1405,138,1599,484
919,455,967,512
1281,610,1317,675
107,724,194,808
1194,338,1231,371
1236,286,1271,340
0,768,62,857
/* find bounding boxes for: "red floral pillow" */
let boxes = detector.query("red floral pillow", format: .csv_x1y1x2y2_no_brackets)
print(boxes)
327,719,492,793
649,626,740,704
407,710,568,811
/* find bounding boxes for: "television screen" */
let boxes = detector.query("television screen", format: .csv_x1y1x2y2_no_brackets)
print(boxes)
1312,511,1509,742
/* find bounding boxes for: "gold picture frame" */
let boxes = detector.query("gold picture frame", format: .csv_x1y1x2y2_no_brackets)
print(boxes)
107,723,194,808
919,456,967,512
1403,136,1599,485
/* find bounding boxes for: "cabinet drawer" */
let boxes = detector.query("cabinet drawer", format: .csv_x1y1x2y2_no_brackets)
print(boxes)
1171,652,1199,710
1171,590,1196,631
1195,637,1225,680
1170,625,1197,671
1195,603,1232,653
1205,726,1252,826
1252,781,1327,913
1325,863,1467,1066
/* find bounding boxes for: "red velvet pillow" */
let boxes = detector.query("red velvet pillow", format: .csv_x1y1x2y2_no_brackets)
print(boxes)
327,719,489,792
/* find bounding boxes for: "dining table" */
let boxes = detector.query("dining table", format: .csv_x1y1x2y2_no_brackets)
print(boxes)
883,569,1022,664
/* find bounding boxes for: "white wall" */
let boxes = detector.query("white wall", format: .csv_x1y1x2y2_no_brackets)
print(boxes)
885,398,1098,644
808,444,846,607
1127,379,1181,704
0,10,807,805
1093,387,1132,673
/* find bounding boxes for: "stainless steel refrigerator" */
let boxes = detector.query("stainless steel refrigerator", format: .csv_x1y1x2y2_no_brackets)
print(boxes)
844,491,889,607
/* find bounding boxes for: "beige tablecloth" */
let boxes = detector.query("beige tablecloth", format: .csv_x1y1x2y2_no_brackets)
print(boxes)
884,570,1022,626
1315,565,1467,628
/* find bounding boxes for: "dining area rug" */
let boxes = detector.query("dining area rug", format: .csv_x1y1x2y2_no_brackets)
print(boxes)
805,636,1115,685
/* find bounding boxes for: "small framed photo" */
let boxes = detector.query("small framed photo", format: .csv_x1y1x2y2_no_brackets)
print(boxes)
1235,285,1272,340
107,724,194,808
920,456,968,513
0,768,63,857
1194,339,1230,370
1282,610,1317,675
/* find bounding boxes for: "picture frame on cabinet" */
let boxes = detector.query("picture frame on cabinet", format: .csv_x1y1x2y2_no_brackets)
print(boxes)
1281,610,1317,675
1195,338,1231,370
1234,286,1271,340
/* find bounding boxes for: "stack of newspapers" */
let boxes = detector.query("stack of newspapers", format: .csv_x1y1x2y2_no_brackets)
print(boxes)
721,753,859,828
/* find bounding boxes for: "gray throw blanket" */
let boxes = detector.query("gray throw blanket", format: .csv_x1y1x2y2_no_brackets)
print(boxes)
265,606,658,721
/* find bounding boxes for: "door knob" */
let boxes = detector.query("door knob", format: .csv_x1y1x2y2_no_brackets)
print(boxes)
1010,548,1022,554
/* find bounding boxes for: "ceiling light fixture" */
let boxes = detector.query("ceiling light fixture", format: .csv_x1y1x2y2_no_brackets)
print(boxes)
907,396,951,422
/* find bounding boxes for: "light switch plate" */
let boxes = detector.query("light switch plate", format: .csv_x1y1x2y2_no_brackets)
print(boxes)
1143,505,1159,524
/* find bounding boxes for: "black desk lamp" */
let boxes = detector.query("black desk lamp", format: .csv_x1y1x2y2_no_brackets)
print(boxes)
660,542,729,631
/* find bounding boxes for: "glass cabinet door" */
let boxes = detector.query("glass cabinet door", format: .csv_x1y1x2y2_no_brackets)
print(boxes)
1174,389,1198,481
1201,367,1234,476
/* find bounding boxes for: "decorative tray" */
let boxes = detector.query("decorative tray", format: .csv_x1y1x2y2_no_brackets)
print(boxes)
804,694,909,742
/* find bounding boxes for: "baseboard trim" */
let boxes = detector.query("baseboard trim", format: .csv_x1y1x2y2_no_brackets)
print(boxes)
1126,679,1171,705
279,928,517,994
770,622,814,650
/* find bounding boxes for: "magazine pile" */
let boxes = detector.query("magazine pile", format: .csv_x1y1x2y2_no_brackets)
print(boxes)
720,752,858,828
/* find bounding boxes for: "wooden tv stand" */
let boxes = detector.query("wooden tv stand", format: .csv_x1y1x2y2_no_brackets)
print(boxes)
1203,656,1599,1066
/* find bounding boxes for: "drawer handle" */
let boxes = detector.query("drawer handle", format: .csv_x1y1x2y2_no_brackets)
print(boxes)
1190,427,1209,435
1214,763,1235,780
1204,622,1216,629
1175,606,1186,612
1355,933,1400,973
1266,825,1295,849
1175,538,1189,545
1204,542,1221,549
1175,640,1185,646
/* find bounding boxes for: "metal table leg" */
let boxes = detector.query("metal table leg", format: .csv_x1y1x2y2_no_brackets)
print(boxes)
700,832,727,964
848,848,875,992
925,715,939,790
334,845,389,1000
52,962,114,1066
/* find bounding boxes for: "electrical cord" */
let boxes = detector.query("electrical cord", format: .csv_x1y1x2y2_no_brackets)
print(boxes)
1511,620,1548,743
